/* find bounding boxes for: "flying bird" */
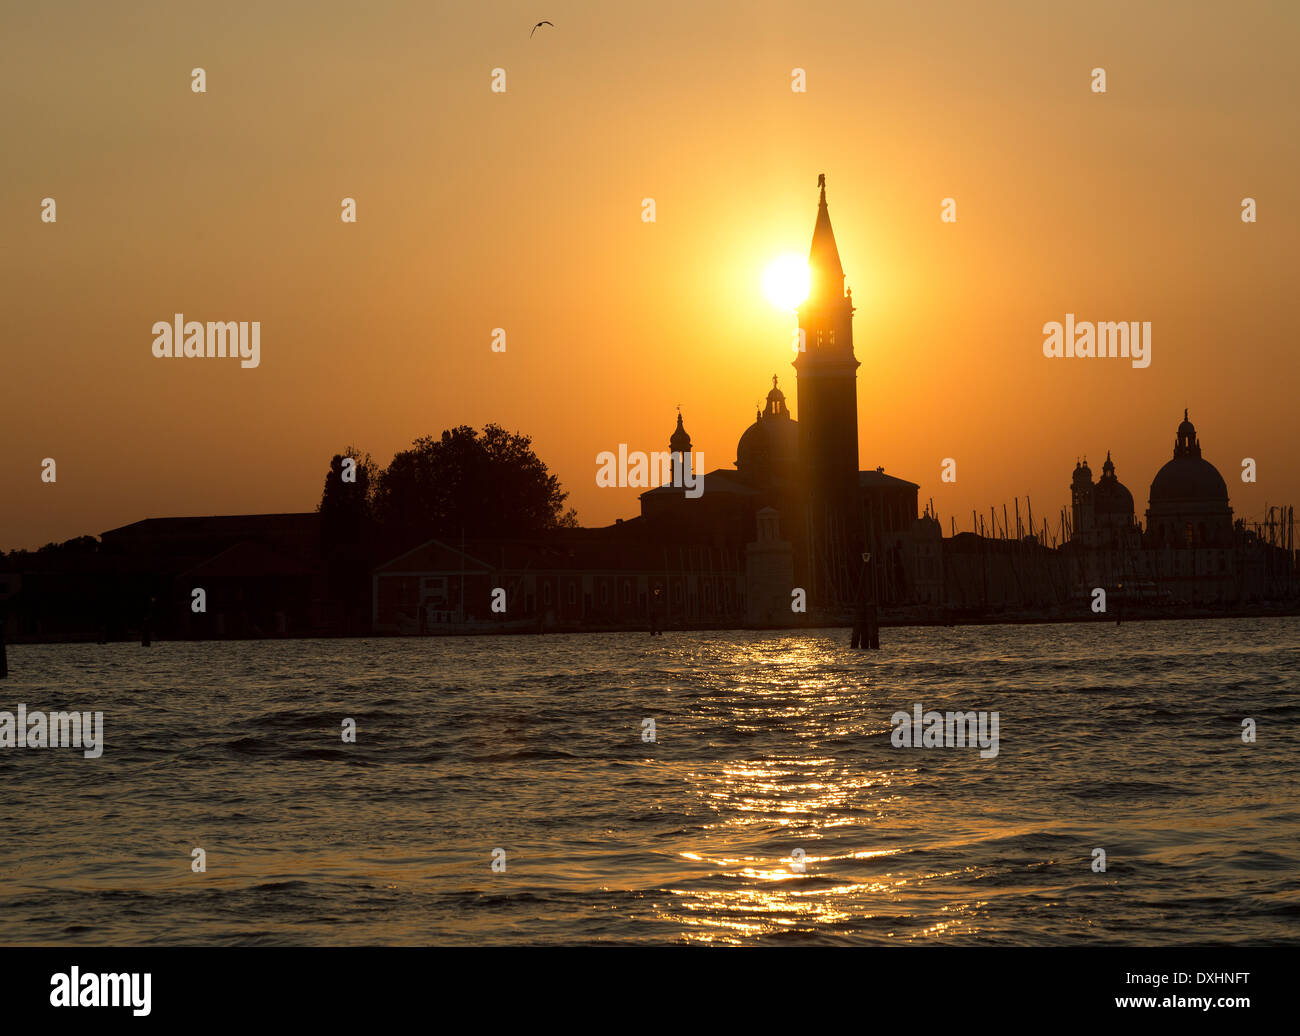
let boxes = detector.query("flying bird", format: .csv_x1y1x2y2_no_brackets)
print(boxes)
530,21,553,38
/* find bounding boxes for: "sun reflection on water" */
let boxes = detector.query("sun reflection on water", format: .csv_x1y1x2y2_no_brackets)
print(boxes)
7,621,1292,944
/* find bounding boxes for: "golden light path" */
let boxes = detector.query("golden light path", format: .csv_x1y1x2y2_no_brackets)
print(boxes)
608,636,1053,945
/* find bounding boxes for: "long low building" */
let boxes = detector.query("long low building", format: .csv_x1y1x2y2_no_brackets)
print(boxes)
371,525,749,633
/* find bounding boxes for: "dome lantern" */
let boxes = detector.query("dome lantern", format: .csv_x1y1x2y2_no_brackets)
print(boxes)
668,410,692,454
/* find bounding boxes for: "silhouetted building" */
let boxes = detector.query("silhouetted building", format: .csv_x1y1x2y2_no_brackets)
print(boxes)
1066,411,1293,604
11,183,1294,641
1,513,331,639
736,379,799,490
633,176,930,616
371,528,746,633
1072,453,1141,552
795,175,865,605
1146,410,1233,549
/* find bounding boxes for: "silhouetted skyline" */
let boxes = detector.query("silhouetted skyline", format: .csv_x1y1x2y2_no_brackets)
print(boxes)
3,0,1296,555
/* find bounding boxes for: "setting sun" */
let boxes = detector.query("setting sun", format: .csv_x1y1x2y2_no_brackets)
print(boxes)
762,253,810,310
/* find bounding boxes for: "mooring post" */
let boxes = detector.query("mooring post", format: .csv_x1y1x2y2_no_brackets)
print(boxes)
858,551,881,650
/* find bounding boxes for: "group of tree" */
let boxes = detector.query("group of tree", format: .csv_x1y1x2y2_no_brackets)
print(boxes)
3,424,575,568
318,423,578,557
2,536,101,562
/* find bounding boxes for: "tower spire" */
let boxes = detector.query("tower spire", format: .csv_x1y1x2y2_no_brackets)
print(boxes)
808,173,845,303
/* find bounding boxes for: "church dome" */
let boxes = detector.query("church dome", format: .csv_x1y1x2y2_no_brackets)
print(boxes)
1149,411,1228,505
1150,458,1228,504
1145,411,1233,549
736,376,798,487
737,418,798,472
1094,452,1134,515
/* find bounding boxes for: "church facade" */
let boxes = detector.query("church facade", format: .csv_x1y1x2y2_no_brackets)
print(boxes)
1066,411,1290,604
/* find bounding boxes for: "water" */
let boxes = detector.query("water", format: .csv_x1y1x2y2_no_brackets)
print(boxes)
1,618,1297,945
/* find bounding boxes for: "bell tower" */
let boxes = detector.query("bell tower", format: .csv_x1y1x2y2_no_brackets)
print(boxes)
793,175,861,605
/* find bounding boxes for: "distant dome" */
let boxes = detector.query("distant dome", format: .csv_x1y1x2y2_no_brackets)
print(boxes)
1095,452,1134,515
737,376,798,487
1145,410,1233,548
1149,411,1228,505
1150,457,1228,504
737,416,798,484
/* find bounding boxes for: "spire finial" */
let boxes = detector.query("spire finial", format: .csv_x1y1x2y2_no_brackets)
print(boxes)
772,374,778,389
1184,407,1188,421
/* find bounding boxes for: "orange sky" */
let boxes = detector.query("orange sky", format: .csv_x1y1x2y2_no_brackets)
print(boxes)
3,0,1297,550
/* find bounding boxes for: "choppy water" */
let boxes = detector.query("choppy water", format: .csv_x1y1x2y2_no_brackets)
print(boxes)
1,618,1297,945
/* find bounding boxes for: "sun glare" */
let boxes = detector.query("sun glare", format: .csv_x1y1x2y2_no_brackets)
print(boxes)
762,253,810,310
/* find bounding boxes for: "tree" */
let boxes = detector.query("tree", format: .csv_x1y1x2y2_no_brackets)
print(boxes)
318,446,378,552
371,424,577,551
